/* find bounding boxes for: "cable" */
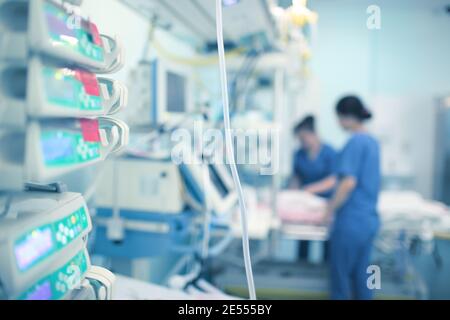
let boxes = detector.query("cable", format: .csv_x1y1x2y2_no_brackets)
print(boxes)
208,227,234,257
145,24,245,67
215,0,256,300
200,158,212,259
0,195,13,218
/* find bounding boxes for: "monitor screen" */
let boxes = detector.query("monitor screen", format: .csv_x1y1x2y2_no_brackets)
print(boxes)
208,165,230,198
41,133,76,164
41,130,101,166
43,68,102,111
24,281,52,300
44,68,77,105
14,227,54,271
166,71,186,113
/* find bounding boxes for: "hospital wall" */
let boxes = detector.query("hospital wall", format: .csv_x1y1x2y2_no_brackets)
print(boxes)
308,0,450,198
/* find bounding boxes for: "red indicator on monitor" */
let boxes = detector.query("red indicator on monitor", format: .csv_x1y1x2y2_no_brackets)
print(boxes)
89,22,103,47
80,119,100,142
75,70,100,96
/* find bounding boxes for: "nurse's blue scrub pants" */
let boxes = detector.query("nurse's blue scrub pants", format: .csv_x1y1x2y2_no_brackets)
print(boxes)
329,216,378,300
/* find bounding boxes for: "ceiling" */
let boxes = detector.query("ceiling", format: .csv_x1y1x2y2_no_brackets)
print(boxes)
120,0,277,47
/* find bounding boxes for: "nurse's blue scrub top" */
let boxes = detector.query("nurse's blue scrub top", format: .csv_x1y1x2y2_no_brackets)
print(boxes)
293,144,337,198
336,132,381,221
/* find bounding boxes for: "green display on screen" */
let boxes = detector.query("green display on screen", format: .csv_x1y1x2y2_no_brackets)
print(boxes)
41,130,101,167
18,250,89,300
14,207,90,273
45,2,104,62
43,67,102,111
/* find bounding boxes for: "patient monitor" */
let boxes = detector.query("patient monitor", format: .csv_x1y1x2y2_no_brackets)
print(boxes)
126,59,193,127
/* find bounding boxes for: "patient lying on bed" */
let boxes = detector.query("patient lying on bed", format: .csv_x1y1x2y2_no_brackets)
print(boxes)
277,190,327,224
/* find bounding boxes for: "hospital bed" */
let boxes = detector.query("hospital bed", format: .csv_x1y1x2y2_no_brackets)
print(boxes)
228,188,450,264
222,189,450,299
231,189,450,242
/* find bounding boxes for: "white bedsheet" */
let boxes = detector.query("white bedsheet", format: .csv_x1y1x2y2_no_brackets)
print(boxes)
273,189,450,237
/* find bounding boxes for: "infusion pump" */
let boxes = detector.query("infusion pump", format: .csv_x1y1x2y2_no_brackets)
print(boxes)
0,0,124,72
0,191,113,300
0,0,126,300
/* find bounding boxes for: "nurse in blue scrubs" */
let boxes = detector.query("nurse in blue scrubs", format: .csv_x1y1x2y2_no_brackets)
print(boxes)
291,115,337,198
327,96,381,300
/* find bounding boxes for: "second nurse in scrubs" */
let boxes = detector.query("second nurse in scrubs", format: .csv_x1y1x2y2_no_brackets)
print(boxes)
327,96,381,300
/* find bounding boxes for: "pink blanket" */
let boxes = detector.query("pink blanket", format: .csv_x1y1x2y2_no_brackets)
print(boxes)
277,191,327,224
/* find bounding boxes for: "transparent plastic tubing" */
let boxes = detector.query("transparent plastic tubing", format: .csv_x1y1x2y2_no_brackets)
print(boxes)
215,0,256,300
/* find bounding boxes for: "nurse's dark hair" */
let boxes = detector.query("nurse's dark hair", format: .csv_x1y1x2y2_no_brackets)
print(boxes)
294,115,315,134
336,95,372,121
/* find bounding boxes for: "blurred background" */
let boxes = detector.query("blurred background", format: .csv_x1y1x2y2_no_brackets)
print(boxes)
1,0,450,300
